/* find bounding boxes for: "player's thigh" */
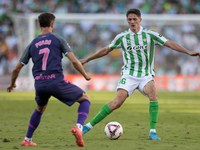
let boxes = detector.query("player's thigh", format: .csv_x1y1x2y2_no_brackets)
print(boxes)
137,76,155,96
52,80,85,106
35,84,51,107
142,80,157,101
116,74,139,96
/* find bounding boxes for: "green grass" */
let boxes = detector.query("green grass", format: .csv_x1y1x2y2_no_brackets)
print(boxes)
0,91,200,150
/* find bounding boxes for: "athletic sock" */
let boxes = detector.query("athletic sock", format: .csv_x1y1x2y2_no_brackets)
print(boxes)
150,129,156,133
149,101,159,130
26,109,43,138
24,137,32,142
90,104,112,127
86,122,93,128
76,123,83,131
77,100,90,126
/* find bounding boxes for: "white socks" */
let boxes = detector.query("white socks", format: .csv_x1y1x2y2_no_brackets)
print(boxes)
25,137,32,142
76,123,83,131
86,122,93,128
150,129,156,133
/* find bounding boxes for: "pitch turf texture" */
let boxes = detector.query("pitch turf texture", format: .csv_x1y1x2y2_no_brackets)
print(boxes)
1,91,200,150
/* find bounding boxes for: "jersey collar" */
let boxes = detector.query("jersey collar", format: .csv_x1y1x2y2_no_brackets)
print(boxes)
129,26,143,35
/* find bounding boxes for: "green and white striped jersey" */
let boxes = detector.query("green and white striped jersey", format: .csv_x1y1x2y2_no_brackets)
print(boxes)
109,26,168,77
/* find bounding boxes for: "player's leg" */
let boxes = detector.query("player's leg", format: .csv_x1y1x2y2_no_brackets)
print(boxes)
21,86,50,147
76,93,90,130
53,79,90,147
83,75,137,135
21,104,48,146
83,89,128,135
71,92,90,147
142,80,161,140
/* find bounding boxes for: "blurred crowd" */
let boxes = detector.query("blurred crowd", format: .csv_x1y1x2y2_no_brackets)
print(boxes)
0,0,200,76
2,0,200,14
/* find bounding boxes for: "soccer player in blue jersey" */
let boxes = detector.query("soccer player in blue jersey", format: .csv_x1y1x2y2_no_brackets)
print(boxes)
7,12,91,147
80,9,200,140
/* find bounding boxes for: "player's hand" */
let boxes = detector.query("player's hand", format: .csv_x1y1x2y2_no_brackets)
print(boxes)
188,51,200,59
79,59,88,65
85,73,91,81
7,84,16,92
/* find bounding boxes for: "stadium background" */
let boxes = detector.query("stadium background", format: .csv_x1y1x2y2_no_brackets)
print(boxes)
0,0,200,91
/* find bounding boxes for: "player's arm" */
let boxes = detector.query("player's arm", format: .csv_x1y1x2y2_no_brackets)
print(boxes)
7,62,24,92
164,40,200,57
66,52,91,81
80,46,112,65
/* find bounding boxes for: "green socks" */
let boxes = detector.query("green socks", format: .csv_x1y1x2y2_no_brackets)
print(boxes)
90,104,112,126
89,102,159,130
149,101,159,129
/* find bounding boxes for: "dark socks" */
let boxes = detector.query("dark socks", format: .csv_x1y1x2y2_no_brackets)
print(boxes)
77,100,90,126
26,109,43,138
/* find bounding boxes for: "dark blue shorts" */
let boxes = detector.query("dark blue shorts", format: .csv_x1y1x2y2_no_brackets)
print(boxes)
34,78,85,106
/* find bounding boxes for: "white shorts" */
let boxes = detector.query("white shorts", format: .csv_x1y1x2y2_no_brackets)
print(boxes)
116,74,155,97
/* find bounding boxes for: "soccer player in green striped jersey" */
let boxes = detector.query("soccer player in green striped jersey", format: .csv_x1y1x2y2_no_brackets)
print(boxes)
80,9,200,140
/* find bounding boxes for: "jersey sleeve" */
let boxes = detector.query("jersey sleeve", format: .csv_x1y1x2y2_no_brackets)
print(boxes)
109,34,122,50
148,30,168,46
54,34,72,55
19,44,31,65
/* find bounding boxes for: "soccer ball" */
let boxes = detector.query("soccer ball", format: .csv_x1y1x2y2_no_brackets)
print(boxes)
104,121,123,140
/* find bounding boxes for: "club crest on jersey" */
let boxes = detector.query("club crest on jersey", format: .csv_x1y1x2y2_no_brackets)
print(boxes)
143,37,147,42
127,40,131,43
127,45,147,51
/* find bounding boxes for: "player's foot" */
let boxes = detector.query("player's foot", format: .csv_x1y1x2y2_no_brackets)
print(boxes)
82,125,91,135
21,139,37,146
149,132,161,140
71,125,84,147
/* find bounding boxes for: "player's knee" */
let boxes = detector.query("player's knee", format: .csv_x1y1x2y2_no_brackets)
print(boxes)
37,103,48,112
77,92,90,103
37,106,44,112
148,91,157,101
83,92,90,101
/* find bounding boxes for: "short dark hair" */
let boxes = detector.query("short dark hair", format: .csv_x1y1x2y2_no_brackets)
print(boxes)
126,9,141,18
38,12,55,27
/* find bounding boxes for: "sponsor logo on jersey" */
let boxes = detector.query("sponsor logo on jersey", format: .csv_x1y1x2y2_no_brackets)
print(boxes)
127,45,147,51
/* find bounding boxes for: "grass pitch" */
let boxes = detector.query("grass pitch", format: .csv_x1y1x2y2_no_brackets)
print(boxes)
0,91,200,150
